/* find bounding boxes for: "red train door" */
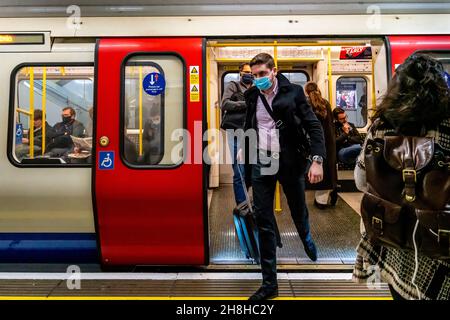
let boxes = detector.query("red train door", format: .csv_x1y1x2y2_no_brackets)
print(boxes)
94,38,206,266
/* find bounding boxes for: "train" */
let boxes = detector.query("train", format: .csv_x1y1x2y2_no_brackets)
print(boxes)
0,10,449,268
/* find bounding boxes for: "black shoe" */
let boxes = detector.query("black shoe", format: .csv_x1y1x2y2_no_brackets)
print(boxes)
314,199,328,210
303,239,318,261
248,286,278,301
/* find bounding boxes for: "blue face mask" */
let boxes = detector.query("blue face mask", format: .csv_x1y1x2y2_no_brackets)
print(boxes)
253,74,273,91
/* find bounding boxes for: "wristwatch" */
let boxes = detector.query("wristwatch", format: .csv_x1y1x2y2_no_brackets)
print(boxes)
312,155,323,165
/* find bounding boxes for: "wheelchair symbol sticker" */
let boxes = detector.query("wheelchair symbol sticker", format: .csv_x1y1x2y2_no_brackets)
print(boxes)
99,151,114,170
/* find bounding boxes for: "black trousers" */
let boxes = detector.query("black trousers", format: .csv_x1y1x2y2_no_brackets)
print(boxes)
252,152,312,288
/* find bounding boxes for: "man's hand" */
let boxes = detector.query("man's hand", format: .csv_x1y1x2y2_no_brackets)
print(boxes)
343,122,351,134
308,161,323,184
22,138,29,144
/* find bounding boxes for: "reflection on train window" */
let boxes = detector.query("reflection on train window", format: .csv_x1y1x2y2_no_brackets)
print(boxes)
222,70,309,97
336,77,368,128
280,71,309,87
422,51,450,73
123,55,184,167
11,65,94,165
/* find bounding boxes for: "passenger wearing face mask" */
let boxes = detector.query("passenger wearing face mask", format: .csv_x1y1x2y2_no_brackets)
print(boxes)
47,106,86,157
220,62,253,205
240,53,326,300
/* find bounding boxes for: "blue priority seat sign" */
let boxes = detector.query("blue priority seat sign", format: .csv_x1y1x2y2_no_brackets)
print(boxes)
143,72,166,96
99,151,114,170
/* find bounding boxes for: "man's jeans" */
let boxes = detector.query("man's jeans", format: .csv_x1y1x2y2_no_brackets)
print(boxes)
252,152,312,288
227,131,246,205
338,144,362,165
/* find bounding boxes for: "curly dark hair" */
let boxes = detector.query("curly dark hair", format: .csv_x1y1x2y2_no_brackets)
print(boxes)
374,53,450,134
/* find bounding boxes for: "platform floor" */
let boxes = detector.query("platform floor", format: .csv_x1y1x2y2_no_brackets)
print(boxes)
0,273,390,299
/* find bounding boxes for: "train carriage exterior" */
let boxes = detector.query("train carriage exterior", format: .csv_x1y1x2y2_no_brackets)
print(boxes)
0,12,449,268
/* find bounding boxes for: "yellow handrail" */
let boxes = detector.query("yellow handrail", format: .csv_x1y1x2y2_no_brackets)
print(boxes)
42,67,46,155
273,41,282,214
29,67,34,159
371,52,377,119
327,47,333,106
17,108,32,116
138,66,143,156
215,58,322,63
208,41,369,48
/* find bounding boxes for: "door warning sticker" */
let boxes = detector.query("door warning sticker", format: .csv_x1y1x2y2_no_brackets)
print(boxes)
189,66,199,85
190,84,200,102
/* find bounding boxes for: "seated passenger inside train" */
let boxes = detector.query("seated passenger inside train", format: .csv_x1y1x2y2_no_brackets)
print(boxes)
333,107,363,165
15,109,57,161
46,106,87,160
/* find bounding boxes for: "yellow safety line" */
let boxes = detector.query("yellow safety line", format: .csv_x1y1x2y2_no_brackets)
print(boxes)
42,67,46,154
138,66,143,156
0,296,392,301
29,67,34,159
327,47,333,106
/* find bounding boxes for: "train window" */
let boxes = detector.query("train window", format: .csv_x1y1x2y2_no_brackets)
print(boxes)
222,72,240,98
122,55,184,167
336,77,368,128
280,71,309,87
418,51,450,73
10,65,94,166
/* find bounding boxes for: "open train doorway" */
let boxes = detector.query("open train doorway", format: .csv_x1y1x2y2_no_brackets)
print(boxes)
205,38,388,268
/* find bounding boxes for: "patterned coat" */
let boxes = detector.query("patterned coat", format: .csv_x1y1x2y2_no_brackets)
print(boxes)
353,118,450,300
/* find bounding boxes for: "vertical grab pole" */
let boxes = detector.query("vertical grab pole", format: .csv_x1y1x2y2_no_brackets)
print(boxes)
327,47,333,106
371,47,377,119
138,66,143,156
274,41,282,214
42,67,47,154
29,67,35,159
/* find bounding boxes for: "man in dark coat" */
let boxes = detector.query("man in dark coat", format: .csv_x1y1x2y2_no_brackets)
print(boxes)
15,109,57,161
333,107,363,164
239,53,326,300
47,106,86,157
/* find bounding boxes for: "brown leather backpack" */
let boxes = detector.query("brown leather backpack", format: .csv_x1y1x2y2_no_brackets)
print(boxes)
361,132,450,260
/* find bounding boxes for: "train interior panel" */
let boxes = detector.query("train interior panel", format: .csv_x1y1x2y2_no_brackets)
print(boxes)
205,38,388,266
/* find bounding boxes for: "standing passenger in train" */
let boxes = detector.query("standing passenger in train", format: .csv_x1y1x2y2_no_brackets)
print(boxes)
220,62,253,205
240,53,326,300
353,54,450,300
304,82,338,209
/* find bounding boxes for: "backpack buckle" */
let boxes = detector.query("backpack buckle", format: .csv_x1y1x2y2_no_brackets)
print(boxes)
402,169,417,183
372,216,383,235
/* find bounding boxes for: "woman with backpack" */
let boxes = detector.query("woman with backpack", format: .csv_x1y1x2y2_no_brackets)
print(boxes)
353,54,450,300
